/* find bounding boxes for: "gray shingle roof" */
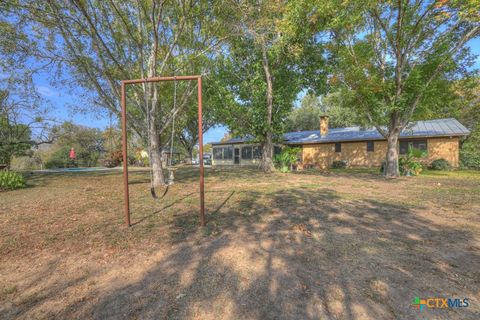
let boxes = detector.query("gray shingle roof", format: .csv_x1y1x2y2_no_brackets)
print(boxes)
211,118,470,145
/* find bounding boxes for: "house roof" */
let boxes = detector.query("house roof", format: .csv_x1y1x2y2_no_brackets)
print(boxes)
211,118,470,146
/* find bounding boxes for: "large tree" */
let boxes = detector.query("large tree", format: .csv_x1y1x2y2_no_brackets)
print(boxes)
177,106,215,163
285,92,358,132
3,0,227,185
432,77,480,169
0,14,55,167
175,58,225,162
44,121,104,167
0,87,55,167
285,93,325,132
294,0,480,177
214,0,325,172
0,91,32,167
312,0,479,177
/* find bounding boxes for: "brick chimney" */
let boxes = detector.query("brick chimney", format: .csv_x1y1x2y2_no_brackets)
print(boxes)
320,116,329,136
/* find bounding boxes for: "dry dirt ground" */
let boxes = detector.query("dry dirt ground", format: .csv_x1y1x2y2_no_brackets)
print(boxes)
0,167,479,319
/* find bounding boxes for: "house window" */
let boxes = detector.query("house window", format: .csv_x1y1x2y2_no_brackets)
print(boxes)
335,143,341,153
367,141,374,152
399,139,427,155
213,146,233,160
224,146,233,159
241,146,252,159
253,146,262,159
213,147,223,160
274,146,282,156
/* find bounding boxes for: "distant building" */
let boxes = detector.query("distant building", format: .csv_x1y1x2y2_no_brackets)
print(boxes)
160,148,182,166
211,118,469,168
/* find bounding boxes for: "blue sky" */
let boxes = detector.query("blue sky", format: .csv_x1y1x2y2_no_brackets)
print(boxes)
31,37,480,144
31,72,229,144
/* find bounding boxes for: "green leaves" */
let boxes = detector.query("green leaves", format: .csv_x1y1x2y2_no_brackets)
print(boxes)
324,0,479,131
0,116,32,166
274,146,301,172
0,171,26,190
285,92,360,132
44,122,104,168
214,0,327,145
399,147,427,176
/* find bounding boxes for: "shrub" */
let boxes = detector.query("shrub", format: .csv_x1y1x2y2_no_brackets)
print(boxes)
134,149,149,167
103,159,120,168
458,124,480,169
399,157,423,176
399,148,426,176
44,146,70,169
45,157,67,169
0,171,26,190
274,147,301,172
460,145,480,170
103,150,122,168
430,158,451,170
331,160,347,169
82,150,100,167
10,155,42,171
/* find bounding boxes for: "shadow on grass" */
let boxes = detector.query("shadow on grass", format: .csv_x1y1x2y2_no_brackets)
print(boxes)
6,184,477,319
23,170,123,188
131,191,198,226
291,167,397,183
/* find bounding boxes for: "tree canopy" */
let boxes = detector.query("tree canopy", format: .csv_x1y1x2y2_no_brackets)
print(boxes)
213,0,325,171
299,0,480,176
285,92,359,132
0,88,54,167
2,0,230,184
0,0,479,177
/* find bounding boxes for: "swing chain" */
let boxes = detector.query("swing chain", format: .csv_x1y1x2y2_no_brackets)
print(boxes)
167,77,177,185
169,77,177,167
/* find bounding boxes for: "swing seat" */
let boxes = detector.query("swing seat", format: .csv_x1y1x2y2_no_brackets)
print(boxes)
166,167,176,185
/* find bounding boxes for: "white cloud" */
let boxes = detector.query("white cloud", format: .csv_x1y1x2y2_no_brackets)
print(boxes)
37,85,58,97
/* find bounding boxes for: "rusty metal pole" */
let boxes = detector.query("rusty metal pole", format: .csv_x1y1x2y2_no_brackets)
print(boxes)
121,81,131,227
198,76,206,226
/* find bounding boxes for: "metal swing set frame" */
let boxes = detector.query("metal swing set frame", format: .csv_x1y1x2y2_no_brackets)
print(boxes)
120,75,205,227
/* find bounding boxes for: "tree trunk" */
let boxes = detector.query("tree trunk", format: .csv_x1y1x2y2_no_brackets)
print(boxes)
148,111,165,186
385,132,400,178
261,43,275,172
187,147,194,164
262,132,274,172
142,29,166,186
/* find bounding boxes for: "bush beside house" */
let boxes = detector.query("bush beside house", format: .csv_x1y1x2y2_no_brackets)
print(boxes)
0,171,26,190
430,158,451,170
331,160,347,169
274,147,301,172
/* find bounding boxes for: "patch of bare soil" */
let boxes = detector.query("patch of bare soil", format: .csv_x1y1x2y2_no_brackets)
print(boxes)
1,168,479,319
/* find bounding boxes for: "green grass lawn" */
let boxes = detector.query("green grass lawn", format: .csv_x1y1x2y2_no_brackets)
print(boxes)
1,167,479,319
